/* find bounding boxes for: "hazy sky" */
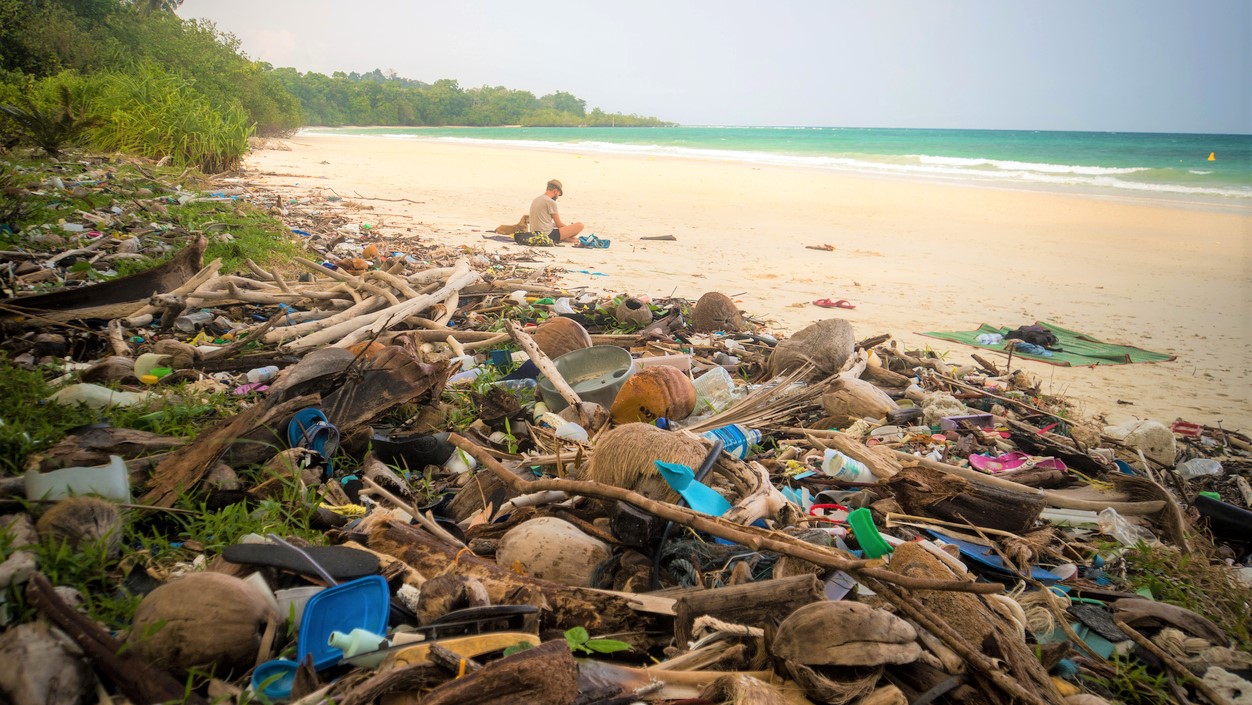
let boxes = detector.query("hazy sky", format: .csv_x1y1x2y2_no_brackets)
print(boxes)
179,0,1249,134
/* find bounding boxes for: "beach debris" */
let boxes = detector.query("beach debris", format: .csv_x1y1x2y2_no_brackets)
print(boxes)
769,317,856,378
609,364,697,424
692,291,745,333
0,622,97,705
495,516,612,586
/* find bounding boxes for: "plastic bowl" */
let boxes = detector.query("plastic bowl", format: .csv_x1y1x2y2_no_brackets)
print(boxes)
537,345,635,412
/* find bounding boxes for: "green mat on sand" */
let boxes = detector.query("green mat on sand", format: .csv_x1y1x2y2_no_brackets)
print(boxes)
919,321,1176,367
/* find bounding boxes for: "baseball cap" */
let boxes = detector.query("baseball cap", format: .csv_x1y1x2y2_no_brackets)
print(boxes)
547,179,563,195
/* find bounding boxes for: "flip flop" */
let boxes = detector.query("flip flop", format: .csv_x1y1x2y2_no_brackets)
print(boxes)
812,298,855,309
222,543,380,581
576,234,611,249
288,408,340,478
969,451,1066,474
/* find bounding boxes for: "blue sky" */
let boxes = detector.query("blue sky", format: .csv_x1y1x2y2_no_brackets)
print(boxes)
180,0,1249,134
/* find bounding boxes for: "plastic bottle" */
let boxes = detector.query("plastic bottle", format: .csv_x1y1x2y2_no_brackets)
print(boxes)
48,383,151,409
975,333,1004,345
821,449,875,482
493,378,537,392
246,365,280,384
1177,458,1222,479
327,629,386,658
448,367,484,385
701,424,761,459
692,367,737,414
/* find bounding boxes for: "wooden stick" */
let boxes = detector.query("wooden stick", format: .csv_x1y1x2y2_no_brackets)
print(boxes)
505,320,590,425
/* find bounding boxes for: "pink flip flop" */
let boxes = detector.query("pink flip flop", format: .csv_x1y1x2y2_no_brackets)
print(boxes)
813,298,856,309
969,452,1067,474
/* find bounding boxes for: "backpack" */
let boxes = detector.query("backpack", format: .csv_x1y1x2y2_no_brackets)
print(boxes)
1006,324,1059,348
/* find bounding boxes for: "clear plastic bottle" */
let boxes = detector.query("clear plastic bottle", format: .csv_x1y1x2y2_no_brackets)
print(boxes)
701,424,761,459
246,365,280,383
822,449,875,482
693,367,737,413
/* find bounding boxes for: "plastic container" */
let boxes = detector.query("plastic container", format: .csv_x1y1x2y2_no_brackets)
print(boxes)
133,353,172,379
701,424,761,459
252,659,298,702
493,378,537,392
448,367,485,386
537,346,636,412
822,449,875,482
25,455,131,502
975,333,1004,345
554,422,589,443
327,628,386,658
1097,507,1157,546
297,575,390,670
48,383,151,409
635,354,693,374
692,367,737,414
1177,458,1222,479
274,586,324,627
173,310,213,333
246,365,280,384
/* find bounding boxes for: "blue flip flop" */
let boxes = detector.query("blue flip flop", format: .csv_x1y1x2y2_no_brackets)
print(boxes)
288,408,340,478
577,234,611,249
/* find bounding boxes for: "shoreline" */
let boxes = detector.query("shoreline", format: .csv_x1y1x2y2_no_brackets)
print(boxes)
249,133,1252,430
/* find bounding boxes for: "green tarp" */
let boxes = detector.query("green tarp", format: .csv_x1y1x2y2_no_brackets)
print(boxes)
918,321,1176,367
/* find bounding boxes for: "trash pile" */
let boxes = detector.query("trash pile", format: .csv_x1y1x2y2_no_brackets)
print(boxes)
1,163,1250,705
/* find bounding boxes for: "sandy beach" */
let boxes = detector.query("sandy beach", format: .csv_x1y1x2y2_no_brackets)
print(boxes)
245,134,1252,431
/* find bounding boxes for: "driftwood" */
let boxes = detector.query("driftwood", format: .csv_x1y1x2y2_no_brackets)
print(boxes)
25,573,206,705
888,465,1045,534
674,574,824,646
1,236,206,321
416,640,578,705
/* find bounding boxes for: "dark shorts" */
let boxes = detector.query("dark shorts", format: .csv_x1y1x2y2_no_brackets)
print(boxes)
513,230,560,246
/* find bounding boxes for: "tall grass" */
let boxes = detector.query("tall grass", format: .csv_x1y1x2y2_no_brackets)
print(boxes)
89,62,254,173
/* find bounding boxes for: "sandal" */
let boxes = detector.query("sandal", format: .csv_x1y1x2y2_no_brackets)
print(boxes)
576,233,611,249
969,451,1067,474
288,408,340,478
813,298,855,309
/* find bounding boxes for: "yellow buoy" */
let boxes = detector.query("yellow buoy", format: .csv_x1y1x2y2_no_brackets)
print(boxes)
1208,152,1216,161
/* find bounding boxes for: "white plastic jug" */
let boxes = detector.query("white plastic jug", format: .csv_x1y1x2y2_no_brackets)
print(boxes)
25,455,131,502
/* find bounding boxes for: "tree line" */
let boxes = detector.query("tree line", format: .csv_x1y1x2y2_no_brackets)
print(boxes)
0,0,670,171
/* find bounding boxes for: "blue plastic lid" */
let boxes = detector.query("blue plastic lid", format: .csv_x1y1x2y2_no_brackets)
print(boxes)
297,575,390,670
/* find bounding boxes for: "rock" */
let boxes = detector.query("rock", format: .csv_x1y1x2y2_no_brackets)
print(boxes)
495,517,611,587
0,622,96,705
609,365,697,424
126,572,279,676
692,292,745,333
769,318,855,379
772,601,921,666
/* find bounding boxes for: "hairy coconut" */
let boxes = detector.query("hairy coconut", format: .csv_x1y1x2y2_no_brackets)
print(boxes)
152,339,199,369
415,574,491,625
821,377,898,425
126,572,279,676
80,357,136,384
614,297,653,327
773,601,920,667
531,317,593,360
692,292,745,333
609,365,697,424
769,318,856,380
584,423,708,503
495,517,611,587
35,497,122,558
0,622,96,705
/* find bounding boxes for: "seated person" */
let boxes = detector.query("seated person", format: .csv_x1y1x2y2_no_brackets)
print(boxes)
521,179,583,245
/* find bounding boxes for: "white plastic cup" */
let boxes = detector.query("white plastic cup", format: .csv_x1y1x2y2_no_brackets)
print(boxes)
693,367,737,413
822,449,875,482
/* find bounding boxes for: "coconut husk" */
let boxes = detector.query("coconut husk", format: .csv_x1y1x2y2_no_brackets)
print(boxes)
35,497,122,558
614,297,653,327
773,601,921,667
698,674,789,705
609,365,697,424
692,292,745,333
821,377,897,425
583,423,708,503
125,572,278,676
531,317,592,360
415,574,491,625
770,318,855,380
495,517,612,587
0,622,97,705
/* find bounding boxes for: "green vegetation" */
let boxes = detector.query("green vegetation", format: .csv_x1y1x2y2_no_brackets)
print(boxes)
0,0,671,173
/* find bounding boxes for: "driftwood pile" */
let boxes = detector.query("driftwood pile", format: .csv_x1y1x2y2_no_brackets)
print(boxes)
1,169,1250,705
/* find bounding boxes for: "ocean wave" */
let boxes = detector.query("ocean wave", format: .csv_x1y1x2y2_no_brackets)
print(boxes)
913,154,1149,175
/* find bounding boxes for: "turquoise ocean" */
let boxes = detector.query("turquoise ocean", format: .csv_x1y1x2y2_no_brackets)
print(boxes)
307,126,1252,210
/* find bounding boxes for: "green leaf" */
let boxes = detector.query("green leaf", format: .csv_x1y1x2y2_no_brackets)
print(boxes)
584,638,632,654
502,641,533,657
564,626,589,646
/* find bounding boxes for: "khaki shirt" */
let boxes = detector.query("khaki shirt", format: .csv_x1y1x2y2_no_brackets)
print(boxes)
529,194,558,233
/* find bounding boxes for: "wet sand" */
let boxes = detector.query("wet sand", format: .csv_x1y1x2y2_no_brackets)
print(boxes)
245,134,1252,431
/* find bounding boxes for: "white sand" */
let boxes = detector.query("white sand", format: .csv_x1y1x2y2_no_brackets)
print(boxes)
245,134,1252,431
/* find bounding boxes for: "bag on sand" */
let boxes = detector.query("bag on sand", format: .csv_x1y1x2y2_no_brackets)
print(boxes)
1006,324,1059,348
513,231,555,247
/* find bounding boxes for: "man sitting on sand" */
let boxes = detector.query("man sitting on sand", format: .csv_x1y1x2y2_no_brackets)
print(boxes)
520,179,583,245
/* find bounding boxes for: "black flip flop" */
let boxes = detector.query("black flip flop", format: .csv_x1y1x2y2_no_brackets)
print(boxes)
222,543,380,581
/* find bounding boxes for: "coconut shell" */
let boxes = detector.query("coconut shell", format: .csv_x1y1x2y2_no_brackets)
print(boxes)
692,292,745,333
614,297,653,327
126,572,278,676
584,423,708,503
773,601,920,667
80,357,136,384
531,317,593,360
769,318,855,380
820,377,898,425
495,517,611,587
35,497,122,558
345,340,388,360
609,365,697,424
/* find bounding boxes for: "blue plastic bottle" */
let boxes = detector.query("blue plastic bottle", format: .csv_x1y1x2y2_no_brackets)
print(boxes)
701,424,761,459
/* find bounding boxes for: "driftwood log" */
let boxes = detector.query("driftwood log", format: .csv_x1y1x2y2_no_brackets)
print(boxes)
888,465,1044,534
416,640,578,705
673,574,825,646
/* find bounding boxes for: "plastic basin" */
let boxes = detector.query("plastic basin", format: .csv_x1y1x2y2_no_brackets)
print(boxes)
537,346,635,412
